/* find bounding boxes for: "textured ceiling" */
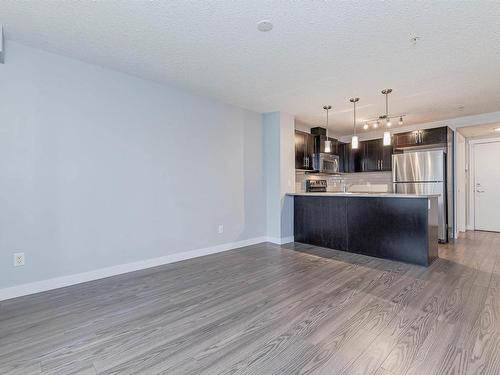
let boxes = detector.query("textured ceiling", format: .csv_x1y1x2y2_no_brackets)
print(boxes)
2,1,500,135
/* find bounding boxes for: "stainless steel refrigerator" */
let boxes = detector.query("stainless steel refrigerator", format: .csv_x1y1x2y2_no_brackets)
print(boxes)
392,149,449,242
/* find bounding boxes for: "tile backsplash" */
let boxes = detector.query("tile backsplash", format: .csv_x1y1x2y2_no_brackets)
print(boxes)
295,171,392,193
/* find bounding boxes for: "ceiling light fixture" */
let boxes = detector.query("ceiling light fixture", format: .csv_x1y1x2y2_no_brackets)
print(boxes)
350,97,360,149
362,90,405,130
257,20,273,32
323,105,332,153
382,88,392,146
495,127,500,132
363,123,369,130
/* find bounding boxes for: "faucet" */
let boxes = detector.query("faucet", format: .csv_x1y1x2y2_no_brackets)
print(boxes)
341,181,351,193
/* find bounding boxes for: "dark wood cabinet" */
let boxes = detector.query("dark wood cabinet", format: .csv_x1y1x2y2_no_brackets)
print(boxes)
394,127,448,148
338,143,347,173
294,195,438,266
362,139,380,172
420,127,448,144
315,135,338,155
339,139,391,173
360,139,393,172
295,130,315,170
381,144,392,171
295,129,339,170
339,142,362,173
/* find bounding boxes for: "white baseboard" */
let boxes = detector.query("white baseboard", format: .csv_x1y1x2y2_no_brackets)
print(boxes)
267,236,294,245
466,224,474,231
0,236,267,301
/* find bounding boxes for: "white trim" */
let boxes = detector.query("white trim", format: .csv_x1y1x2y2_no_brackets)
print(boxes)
466,224,474,231
266,236,295,245
467,137,500,233
0,236,267,301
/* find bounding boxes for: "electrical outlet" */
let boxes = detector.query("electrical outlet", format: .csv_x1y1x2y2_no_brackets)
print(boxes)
218,224,224,234
14,252,25,267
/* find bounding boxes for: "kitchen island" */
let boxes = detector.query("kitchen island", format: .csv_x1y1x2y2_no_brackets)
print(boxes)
288,192,439,266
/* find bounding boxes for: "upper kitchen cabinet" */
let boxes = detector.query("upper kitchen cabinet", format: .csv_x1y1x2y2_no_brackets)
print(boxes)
362,139,380,172
314,135,339,155
295,130,315,170
310,127,339,155
393,126,448,149
339,142,363,173
361,139,392,172
339,138,392,173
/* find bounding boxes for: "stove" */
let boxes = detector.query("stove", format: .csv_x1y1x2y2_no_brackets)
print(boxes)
306,179,327,193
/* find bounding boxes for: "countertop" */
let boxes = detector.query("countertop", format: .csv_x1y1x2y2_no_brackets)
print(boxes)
287,192,440,199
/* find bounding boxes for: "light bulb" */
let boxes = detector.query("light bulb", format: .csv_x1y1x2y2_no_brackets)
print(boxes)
351,135,359,149
383,131,391,146
324,140,332,153
399,117,403,126
386,118,392,127
363,123,369,130
373,121,379,129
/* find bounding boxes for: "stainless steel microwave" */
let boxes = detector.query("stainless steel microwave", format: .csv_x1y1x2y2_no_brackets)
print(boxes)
313,153,339,174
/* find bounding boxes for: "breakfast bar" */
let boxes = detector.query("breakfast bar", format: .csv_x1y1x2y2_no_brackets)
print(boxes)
288,192,439,266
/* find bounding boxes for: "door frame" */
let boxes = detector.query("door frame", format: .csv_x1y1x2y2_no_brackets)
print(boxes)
468,137,500,231
456,132,466,233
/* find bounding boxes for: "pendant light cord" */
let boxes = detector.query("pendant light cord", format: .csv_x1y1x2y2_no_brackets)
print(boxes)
323,105,332,139
386,92,389,127
326,108,329,138
353,101,356,136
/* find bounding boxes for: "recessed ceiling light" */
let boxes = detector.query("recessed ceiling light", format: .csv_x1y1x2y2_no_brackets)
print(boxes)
257,20,273,32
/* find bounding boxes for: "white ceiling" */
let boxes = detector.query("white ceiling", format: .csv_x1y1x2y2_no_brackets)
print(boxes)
2,1,500,135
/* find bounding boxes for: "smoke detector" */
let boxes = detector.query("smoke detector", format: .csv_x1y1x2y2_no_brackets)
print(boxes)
257,20,273,32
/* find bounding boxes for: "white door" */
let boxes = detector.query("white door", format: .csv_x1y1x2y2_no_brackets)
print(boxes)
474,141,500,232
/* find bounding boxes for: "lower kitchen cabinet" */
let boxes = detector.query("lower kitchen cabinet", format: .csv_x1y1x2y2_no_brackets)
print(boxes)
293,194,438,266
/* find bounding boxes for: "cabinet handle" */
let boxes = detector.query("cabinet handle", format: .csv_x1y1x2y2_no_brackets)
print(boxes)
381,160,383,170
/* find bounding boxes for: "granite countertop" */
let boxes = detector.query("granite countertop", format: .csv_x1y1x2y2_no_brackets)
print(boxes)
287,192,440,199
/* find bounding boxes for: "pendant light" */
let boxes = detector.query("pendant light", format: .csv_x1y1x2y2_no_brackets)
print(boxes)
350,97,360,149
323,105,332,152
382,89,392,146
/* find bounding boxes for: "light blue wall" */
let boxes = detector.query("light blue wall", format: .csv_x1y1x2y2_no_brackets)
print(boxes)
263,112,295,242
0,42,266,288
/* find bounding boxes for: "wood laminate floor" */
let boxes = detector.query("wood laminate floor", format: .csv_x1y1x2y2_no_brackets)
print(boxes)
1,231,500,375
